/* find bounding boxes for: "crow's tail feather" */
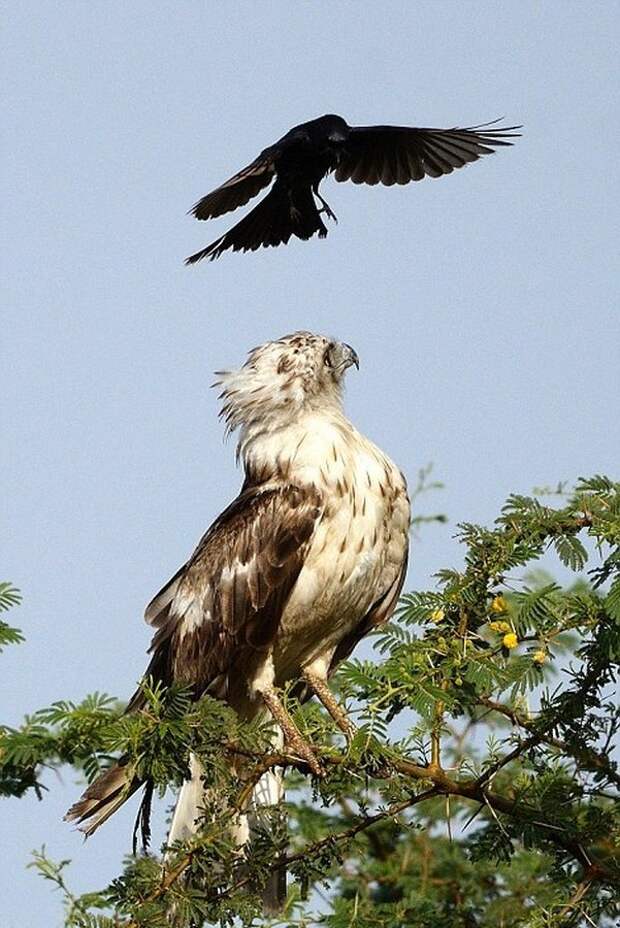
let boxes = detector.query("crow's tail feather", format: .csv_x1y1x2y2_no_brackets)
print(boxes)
185,182,327,264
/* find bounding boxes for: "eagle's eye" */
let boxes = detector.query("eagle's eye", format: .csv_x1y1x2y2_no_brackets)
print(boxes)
323,344,335,368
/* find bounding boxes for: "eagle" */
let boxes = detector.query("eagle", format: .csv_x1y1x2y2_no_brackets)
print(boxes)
185,113,520,262
65,331,411,910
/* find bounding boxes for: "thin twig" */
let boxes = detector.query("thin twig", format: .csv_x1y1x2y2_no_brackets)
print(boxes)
479,697,620,789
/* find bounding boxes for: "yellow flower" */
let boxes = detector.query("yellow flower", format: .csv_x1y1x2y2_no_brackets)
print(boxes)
490,595,508,613
503,632,518,650
430,608,445,623
533,649,547,665
489,621,512,633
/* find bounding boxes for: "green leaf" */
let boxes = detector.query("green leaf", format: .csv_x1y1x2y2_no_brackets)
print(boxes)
512,583,561,635
552,534,588,571
604,577,620,623
0,620,25,651
0,582,21,612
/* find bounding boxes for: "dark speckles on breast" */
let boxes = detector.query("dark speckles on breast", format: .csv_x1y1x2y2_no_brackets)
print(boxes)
277,355,293,374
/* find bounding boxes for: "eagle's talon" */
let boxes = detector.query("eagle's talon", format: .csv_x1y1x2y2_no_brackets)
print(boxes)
259,685,324,777
287,739,324,778
301,668,356,741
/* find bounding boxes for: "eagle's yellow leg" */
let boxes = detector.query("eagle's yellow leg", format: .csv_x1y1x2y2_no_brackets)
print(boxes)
260,686,324,777
302,668,356,739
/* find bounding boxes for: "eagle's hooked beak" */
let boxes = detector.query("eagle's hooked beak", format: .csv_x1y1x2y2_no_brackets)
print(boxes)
342,343,360,371
329,342,359,373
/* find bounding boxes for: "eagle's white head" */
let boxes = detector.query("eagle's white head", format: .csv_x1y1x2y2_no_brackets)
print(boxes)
215,331,359,445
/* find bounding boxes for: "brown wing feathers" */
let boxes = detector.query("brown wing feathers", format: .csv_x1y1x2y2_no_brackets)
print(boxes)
66,484,321,834
64,757,139,836
136,484,321,700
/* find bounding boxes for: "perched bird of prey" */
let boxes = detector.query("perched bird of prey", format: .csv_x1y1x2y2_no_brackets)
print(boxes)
185,113,520,263
65,331,411,911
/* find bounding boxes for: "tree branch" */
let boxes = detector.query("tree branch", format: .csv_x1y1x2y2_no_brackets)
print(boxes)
123,786,440,926
119,725,617,928
478,697,620,790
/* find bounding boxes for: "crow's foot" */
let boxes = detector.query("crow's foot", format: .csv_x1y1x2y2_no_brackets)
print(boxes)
315,191,338,223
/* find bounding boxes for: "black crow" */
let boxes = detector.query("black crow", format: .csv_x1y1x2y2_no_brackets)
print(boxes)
186,114,520,264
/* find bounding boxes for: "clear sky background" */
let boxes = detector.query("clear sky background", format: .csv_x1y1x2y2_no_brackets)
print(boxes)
2,2,619,924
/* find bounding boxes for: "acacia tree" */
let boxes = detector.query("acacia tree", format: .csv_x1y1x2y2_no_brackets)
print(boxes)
2,475,619,927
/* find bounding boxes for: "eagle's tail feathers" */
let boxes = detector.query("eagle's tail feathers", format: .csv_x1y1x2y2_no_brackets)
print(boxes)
250,764,287,915
166,750,287,914
167,753,206,846
64,759,140,837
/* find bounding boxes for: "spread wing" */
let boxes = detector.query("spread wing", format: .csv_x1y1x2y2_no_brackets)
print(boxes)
190,148,277,221
127,483,322,709
334,122,521,186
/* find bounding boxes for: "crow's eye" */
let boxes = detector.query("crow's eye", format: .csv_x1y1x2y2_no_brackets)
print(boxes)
323,345,334,368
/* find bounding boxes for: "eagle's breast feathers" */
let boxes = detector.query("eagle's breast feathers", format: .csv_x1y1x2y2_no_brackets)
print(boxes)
140,423,408,715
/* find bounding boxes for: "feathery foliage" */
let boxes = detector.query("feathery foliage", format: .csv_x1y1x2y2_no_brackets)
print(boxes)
0,581,24,652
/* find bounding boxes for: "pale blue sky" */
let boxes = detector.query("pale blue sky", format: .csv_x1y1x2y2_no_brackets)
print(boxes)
2,2,619,924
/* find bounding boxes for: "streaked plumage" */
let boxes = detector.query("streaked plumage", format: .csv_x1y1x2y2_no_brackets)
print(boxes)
186,113,520,262
65,332,410,910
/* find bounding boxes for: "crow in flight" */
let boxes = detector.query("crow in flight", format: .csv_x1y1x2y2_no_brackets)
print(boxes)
185,114,520,264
